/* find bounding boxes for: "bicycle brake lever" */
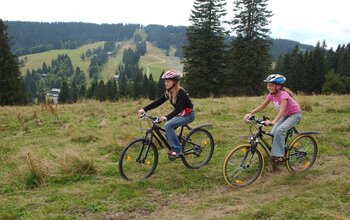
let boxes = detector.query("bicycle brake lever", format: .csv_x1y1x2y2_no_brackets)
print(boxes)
154,117,160,124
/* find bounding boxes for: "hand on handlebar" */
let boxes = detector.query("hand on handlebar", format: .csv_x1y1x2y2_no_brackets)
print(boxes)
264,119,274,126
138,109,145,117
244,113,253,123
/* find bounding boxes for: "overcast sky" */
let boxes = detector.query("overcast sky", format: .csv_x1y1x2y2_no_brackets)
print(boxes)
1,0,349,49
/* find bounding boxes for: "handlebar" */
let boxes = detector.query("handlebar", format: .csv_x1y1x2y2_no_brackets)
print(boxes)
139,112,160,124
247,115,270,127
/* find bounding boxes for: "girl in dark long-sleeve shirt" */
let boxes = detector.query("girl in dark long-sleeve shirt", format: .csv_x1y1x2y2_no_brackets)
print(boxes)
138,70,195,156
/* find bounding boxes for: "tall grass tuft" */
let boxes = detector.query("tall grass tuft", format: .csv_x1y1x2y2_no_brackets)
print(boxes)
25,152,48,188
57,148,97,175
297,93,313,112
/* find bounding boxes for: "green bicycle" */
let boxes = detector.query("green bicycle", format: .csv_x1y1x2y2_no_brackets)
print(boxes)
223,115,320,188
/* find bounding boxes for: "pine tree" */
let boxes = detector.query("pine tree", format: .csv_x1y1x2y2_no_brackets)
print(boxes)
148,74,157,100
58,81,70,104
156,70,165,97
225,0,273,96
303,42,326,94
0,19,27,105
275,46,306,92
183,0,228,97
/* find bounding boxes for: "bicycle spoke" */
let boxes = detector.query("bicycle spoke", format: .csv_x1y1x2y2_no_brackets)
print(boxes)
223,145,264,187
118,139,158,180
286,135,318,172
181,129,214,169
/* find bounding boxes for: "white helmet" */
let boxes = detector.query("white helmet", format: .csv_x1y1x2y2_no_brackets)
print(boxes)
263,74,286,84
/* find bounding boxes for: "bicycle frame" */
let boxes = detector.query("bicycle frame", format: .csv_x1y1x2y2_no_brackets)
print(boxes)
143,119,190,150
247,121,300,157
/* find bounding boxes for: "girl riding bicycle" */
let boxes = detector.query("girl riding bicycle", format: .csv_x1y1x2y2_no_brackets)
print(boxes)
138,70,195,157
243,74,302,163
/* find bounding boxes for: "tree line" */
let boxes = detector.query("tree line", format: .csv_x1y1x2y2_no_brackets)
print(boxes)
2,0,350,106
275,42,350,94
182,0,350,97
6,21,140,56
6,21,314,60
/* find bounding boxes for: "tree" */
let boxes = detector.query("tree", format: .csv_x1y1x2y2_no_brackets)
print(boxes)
148,74,157,100
156,70,166,97
303,42,326,94
182,0,228,97
58,81,70,104
0,19,26,105
225,0,273,96
81,53,86,61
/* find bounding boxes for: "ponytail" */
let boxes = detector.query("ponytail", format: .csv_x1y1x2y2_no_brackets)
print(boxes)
282,87,294,97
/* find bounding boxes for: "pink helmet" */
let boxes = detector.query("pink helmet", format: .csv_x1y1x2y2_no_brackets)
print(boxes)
161,70,181,81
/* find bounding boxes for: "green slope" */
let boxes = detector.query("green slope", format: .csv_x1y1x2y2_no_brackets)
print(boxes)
0,95,349,219
19,40,182,83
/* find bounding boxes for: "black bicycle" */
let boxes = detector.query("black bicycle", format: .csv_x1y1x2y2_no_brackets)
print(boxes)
118,113,215,180
223,115,320,188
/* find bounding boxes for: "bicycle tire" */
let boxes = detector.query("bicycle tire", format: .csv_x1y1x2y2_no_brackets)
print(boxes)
285,135,318,172
223,144,265,187
181,128,214,169
118,138,158,180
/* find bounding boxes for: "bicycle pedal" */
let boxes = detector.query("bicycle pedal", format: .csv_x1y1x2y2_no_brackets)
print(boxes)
168,155,177,161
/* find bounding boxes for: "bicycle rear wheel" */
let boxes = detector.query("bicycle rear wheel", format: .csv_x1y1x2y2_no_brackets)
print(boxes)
286,135,318,172
223,144,264,187
181,128,214,169
118,138,158,180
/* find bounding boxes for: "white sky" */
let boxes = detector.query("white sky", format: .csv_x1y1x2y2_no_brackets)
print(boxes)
1,0,349,49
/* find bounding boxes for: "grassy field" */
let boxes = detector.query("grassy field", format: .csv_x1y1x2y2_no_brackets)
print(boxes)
19,39,179,83
0,95,349,219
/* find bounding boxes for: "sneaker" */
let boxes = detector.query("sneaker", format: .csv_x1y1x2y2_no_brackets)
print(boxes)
271,156,286,164
167,150,183,157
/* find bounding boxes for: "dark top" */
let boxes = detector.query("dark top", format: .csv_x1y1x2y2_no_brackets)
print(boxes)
143,88,194,120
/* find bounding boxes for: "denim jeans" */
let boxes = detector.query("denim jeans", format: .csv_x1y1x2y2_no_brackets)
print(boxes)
164,111,195,152
270,112,302,157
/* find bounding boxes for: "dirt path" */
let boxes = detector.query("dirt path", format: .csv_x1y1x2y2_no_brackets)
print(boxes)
113,155,349,220
140,55,166,76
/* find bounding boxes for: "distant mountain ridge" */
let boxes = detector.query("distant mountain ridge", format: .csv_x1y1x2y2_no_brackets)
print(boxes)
6,21,313,59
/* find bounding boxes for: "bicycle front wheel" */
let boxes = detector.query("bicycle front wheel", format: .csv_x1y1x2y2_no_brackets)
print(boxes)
223,144,264,188
286,135,318,172
118,138,158,180
181,128,214,169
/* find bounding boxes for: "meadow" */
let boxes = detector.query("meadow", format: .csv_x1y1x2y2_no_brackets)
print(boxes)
0,95,349,219
19,32,180,84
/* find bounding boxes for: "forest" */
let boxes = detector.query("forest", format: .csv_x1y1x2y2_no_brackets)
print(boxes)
1,0,350,106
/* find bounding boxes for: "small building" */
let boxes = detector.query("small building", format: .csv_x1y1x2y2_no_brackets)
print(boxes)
46,88,61,104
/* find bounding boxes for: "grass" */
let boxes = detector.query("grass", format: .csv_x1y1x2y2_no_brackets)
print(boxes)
0,95,349,219
19,42,105,82
19,39,180,84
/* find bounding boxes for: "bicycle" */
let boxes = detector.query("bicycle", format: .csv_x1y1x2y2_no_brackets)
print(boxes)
222,115,320,188
118,113,215,180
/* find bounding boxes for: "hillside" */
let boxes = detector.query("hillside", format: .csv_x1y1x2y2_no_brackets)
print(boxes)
0,95,349,219
19,40,181,83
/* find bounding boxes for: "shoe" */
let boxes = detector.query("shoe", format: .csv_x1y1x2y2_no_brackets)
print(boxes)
271,156,286,164
167,150,183,157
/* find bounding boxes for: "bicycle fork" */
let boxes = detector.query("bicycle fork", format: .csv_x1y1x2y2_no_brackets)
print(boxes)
240,142,258,169
136,133,153,164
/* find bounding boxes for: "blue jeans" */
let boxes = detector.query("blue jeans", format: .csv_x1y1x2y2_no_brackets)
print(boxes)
270,113,302,157
164,111,195,152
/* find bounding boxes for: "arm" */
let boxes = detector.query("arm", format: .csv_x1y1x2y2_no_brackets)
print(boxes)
243,97,270,122
138,94,167,117
266,99,287,126
143,94,167,112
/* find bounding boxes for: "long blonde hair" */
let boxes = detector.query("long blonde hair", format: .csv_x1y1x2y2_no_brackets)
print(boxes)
166,82,181,104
